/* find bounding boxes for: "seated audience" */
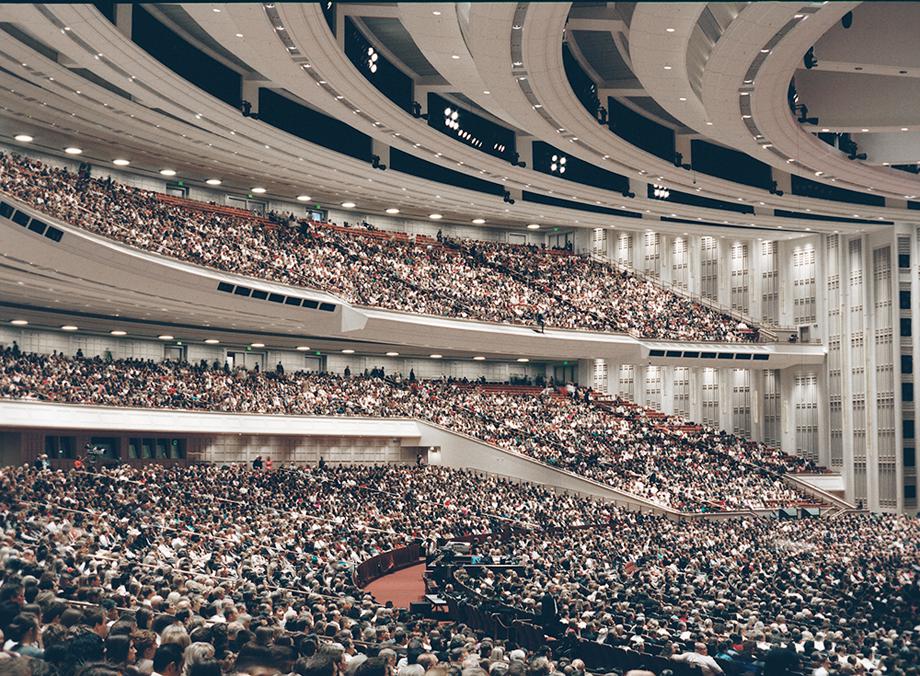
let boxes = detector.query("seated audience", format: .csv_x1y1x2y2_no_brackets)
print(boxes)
0,347,820,512
0,152,758,343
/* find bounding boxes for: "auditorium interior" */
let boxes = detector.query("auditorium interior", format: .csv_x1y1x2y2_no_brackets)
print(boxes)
0,2,918,676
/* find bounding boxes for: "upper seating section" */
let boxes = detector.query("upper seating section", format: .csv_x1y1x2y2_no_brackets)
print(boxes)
0,152,757,343
0,346,821,512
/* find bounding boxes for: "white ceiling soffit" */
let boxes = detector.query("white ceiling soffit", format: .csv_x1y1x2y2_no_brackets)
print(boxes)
505,2,906,225
703,1,920,201
178,2,831,234
0,2,910,230
0,4,668,232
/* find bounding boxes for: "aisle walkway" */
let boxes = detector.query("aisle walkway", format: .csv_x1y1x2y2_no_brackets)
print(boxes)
364,562,427,608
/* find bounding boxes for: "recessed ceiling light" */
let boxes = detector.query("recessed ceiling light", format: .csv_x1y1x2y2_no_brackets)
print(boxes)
473,356,485,361
14,134,33,142
10,319,28,326
679,97,687,101
451,54,460,59
61,325,78,331
385,208,400,214
64,147,82,155
430,354,443,359
527,223,540,229
760,48,770,53
235,33,244,37
112,158,130,166
663,65,672,70
212,7,221,11
517,358,530,363
251,342,265,348
205,339,220,344
860,128,869,132
251,187,266,194
386,351,400,356
821,128,830,132
472,218,485,224
342,349,355,354
297,195,312,202
206,178,222,185
432,10,441,15
341,201,356,208
110,330,127,336
296,345,311,351
159,169,176,176
901,127,909,132
157,334,173,340
429,213,443,220
666,27,675,32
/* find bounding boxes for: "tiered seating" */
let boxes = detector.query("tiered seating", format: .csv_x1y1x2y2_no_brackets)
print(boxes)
0,347,822,512
1,151,758,342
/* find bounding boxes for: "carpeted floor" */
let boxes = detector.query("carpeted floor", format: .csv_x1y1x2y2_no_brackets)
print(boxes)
364,562,427,608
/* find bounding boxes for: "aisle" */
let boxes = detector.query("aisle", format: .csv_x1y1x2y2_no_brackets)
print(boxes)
364,562,427,608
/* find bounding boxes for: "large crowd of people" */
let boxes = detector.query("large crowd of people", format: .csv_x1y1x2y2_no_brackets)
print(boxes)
0,346,819,512
0,463,917,676
0,152,754,342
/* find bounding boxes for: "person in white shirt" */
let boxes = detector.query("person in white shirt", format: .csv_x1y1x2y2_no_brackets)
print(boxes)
672,643,724,676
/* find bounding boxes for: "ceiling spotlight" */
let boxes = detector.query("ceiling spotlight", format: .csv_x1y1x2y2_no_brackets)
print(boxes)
430,354,443,359
429,213,443,220
516,358,530,363
341,201,356,208
14,134,33,142
385,208,400,214
158,334,174,340
653,184,670,199
64,147,82,155
527,223,540,230
110,330,127,336
473,356,485,361
10,319,28,326
472,218,485,224
342,349,355,354
386,351,400,356
159,169,176,176
251,342,265,348
112,159,130,166
206,178,222,185
432,10,441,15
61,325,78,331
251,187,266,194
296,345,311,351
205,339,220,344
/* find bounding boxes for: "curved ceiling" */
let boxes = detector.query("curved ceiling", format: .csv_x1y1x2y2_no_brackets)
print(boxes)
0,1,916,238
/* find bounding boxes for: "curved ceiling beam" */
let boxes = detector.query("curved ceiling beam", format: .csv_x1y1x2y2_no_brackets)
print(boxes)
704,2,919,201
0,3,664,232
396,3,529,131
516,2,900,229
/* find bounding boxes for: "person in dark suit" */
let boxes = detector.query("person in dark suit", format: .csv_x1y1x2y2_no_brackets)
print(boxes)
540,585,559,631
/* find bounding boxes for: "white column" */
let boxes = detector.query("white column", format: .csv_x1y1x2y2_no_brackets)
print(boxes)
661,367,675,415
777,240,796,327
717,238,732,309
687,235,702,296
688,367,703,423
863,236,880,511
749,239,763,322
719,369,733,432
750,368,765,442
780,367,797,456
659,234,672,283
